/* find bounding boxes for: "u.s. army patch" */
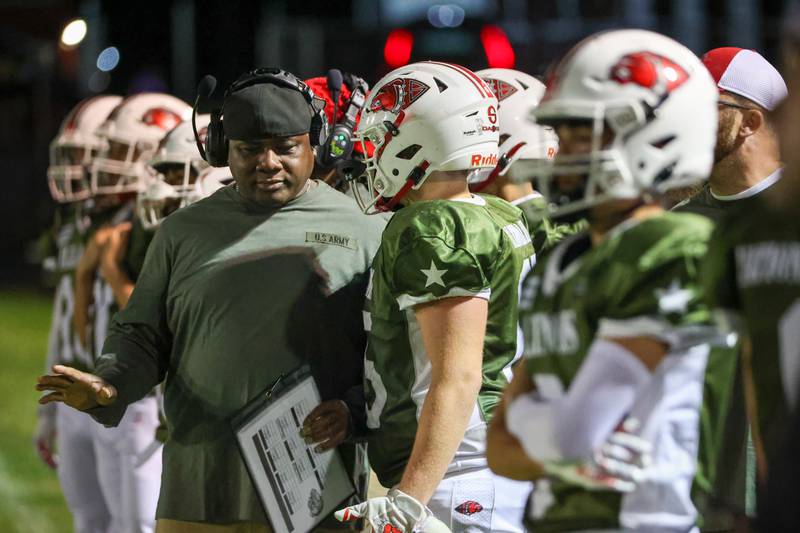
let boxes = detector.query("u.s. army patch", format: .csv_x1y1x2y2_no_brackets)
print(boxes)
305,232,358,250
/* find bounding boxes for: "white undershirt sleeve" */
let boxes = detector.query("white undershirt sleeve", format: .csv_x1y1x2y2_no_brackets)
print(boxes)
506,338,652,463
554,338,652,459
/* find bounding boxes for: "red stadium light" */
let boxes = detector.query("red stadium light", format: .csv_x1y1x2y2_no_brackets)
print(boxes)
384,29,413,68
480,25,515,69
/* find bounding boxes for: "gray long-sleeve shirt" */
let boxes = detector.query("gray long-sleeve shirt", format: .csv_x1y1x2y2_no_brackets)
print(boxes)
89,181,385,524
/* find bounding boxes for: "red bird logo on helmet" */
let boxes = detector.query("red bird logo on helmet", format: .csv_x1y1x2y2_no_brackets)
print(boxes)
141,107,183,131
455,500,484,516
484,78,518,103
610,52,689,97
368,78,430,114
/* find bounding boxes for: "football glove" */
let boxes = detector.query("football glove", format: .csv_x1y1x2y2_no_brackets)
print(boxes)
33,407,58,469
544,429,652,493
335,488,451,532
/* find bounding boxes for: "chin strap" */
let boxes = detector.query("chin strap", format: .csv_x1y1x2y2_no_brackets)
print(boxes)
375,160,430,212
470,142,526,193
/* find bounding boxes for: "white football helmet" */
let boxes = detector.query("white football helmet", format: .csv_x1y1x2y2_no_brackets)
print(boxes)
48,95,122,203
138,164,232,229
91,93,192,196
470,68,558,191
148,115,210,183
529,29,718,216
353,61,499,213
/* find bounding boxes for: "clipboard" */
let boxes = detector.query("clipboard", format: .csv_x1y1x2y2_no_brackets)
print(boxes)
231,365,356,533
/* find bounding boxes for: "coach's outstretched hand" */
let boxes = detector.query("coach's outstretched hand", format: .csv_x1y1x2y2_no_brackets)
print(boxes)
36,365,117,411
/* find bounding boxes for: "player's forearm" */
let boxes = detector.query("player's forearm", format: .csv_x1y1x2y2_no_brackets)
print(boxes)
396,373,482,503
100,261,134,309
487,400,545,480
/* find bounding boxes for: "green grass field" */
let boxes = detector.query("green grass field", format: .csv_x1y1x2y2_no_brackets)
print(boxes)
0,290,71,533
0,289,387,532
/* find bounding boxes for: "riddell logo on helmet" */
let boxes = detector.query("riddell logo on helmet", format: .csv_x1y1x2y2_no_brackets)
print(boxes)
471,154,498,167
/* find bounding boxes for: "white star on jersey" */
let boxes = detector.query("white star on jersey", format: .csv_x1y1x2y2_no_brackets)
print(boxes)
421,261,447,287
655,279,693,314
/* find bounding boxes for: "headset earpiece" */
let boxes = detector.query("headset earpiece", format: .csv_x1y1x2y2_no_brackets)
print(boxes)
204,109,229,167
314,72,369,176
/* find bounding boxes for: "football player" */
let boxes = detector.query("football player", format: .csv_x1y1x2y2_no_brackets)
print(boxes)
137,116,214,229
74,93,191,533
336,61,533,532
487,29,722,531
471,68,583,252
36,94,121,533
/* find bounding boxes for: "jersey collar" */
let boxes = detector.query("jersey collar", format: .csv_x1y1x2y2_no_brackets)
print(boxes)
710,167,783,202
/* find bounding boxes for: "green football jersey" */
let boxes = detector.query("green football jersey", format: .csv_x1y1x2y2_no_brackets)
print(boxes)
513,193,586,254
364,194,534,487
519,211,721,532
704,196,800,469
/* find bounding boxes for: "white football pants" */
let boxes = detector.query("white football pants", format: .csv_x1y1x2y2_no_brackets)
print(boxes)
56,403,112,533
427,468,530,532
93,395,163,533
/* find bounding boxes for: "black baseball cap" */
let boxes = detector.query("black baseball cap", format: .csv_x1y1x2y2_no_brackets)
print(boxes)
223,83,320,140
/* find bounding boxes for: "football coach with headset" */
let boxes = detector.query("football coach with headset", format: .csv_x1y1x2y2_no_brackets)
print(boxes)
36,68,386,532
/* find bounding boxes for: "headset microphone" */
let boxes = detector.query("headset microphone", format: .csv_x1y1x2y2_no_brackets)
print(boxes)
326,69,344,125
193,75,217,162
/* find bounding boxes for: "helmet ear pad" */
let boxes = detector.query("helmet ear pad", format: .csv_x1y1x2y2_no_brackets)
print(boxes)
204,110,229,168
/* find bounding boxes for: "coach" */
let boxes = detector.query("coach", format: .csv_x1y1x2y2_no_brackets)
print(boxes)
37,69,385,532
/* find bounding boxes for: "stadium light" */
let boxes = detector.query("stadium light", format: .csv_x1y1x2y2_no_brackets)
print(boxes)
60,18,87,48
384,29,413,68
480,25,515,69
428,4,466,28
97,47,120,72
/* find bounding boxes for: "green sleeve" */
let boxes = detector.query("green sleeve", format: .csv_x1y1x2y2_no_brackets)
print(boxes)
392,235,489,311
89,224,172,426
597,243,716,348
515,195,586,253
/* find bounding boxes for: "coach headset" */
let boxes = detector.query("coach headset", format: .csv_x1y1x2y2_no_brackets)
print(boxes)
315,69,369,180
192,68,328,168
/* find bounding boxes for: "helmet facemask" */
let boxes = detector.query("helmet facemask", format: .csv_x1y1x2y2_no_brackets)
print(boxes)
91,134,157,196
137,161,203,229
47,141,95,203
352,115,427,213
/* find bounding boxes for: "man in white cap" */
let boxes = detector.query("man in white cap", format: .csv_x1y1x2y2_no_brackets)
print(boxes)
676,47,788,530
676,47,787,217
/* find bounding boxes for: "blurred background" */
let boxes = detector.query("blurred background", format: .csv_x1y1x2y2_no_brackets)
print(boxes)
0,0,794,531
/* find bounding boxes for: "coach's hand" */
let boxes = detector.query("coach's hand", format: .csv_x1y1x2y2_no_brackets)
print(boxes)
301,400,350,452
36,365,117,411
